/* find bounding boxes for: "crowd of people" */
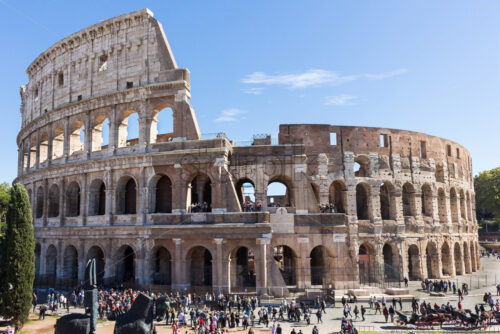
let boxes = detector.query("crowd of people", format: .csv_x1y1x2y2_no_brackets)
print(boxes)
421,278,469,295
189,202,211,213
242,201,262,212
318,203,338,213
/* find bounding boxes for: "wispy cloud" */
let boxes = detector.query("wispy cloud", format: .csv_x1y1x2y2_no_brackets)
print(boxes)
241,68,407,89
325,94,358,106
214,108,247,122
242,87,264,95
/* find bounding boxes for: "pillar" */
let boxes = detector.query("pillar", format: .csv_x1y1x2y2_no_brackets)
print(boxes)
172,238,185,289
256,237,270,295
213,238,226,292
296,237,310,289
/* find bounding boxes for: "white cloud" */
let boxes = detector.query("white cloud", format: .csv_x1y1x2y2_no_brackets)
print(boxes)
242,87,264,95
241,68,407,89
325,94,358,106
214,108,247,122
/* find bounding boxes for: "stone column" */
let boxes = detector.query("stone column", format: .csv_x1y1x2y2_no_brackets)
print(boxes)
56,240,63,286
256,237,270,295
78,240,85,282
63,117,70,162
47,126,53,166
59,179,65,227
81,173,87,226
35,130,40,169
172,238,184,290
135,242,144,285
296,237,310,289
213,238,225,292
43,179,48,226
109,105,118,154
85,111,92,158
103,240,114,285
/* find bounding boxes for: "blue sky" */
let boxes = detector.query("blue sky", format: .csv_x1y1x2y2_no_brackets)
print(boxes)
1,1,499,183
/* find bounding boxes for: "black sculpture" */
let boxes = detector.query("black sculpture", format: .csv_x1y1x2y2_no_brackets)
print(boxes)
54,259,98,334
113,293,156,334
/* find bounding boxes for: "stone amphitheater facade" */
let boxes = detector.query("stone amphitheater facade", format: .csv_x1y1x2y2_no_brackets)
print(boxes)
16,9,479,294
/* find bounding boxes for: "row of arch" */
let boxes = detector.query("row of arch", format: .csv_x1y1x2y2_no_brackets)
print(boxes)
22,106,174,170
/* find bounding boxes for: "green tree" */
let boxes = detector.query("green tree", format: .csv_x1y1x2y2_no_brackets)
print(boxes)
0,183,35,332
474,167,500,220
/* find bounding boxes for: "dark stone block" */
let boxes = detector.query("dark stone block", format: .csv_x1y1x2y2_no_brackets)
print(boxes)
54,313,90,334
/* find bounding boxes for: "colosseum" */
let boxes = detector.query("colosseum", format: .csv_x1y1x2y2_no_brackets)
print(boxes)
16,9,479,295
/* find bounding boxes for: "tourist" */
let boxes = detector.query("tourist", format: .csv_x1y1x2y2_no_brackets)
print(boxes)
388,305,395,322
404,277,408,287
315,309,322,323
382,306,389,322
360,305,366,321
312,325,319,334
32,291,38,313
353,305,359,320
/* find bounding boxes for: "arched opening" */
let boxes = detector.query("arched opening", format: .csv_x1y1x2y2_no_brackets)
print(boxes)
402,182,416,216
328,180,347,213
115,246,135,284
380,182,396,220
118,110,139,148
63,245,78,285
35,243,41,280
310,246,333,286
437,188,447,223
421,184,433,217
426,241,439,278
69,120,85,155
116,176,137,214
188,174,211,212
450,188,459,224
463,242,471,274
454,242,463,276
230,247,256,289
52,125,64,159
356,183,370,220
354,156,370,177
267,176,293,207
187,246,212,287
22,142,29,170
383,243,398,281
235,179,256,210
39,132,49,163
152,247,172,285
46,245,57,282
87,246,105,286
441,242,452,276
35,186,44,218
358,243,376,283
89,179,106,216
470,243,476,272
407,245,421,280
65,182,80,217
153,175,172,213
29,137,36,168
150,107,174,143
459,190,466,220
91,115,109,151
273,245,297,285
48,184,60,218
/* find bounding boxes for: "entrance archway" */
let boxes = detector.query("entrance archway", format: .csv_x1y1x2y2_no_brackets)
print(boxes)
63,245,78,285
407,245,421,280
230,247,256,289
188,174,212,212
152,247,172,285
441,242,452,276
310,246,333,286
187,246,212,287
46,245,57,282
329,181,347,213
359,243,376,283
273,245,297,285
454,242,463,276
383,243,399,281
115,246,135,283
426,241,439,278
87,246,105,285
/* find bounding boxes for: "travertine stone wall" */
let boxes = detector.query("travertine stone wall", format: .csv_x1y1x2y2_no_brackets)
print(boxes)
18,9,479,294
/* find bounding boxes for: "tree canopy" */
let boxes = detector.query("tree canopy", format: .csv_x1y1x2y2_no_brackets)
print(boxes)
474,167,500,220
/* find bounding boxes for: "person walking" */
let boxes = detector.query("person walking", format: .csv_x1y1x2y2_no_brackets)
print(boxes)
383,306,389,322
361,305,366,321
353,305,359,320
312,325,319,334
389,305,395,323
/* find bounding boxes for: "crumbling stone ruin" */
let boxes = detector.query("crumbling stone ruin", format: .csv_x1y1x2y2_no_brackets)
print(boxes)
16,9,479,294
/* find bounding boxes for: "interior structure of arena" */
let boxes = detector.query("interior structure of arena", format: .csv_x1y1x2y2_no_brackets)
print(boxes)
16,9,479,295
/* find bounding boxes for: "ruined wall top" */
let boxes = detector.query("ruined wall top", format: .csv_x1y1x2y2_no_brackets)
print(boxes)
20,8,184,126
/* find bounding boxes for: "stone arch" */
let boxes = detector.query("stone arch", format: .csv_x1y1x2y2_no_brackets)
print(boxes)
45,244,57,282
88,179,106,216
116,176,137,214
48,183,60,217
63,245,78,284
65,181,80,217
329,180,347,213
35,185,44,218
69,119,85,155
383,243,399,281
235,178,256,206
186,246,213,287
459,189,466,220
52,125,64,159
407,244,421,280
454,242,463,276
149,174,172,213
380,181,396,220
437,188,447,223
267,175,294,207
402,182,416,216
150,105,174,143
117,109,139,148
273,245,297,286
87,245,105,285
229,246,256,289
463,241,471,274
39,131,49,163
151,246,172,285
91,114,110,151
358,242,376,283
450,188,459,224
354,155,370,177
441,241,452,276
426,241,439,278
187,173,212,212
421,184,433,217
115,245,136,284
356,183,371,220
310,245,334,286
